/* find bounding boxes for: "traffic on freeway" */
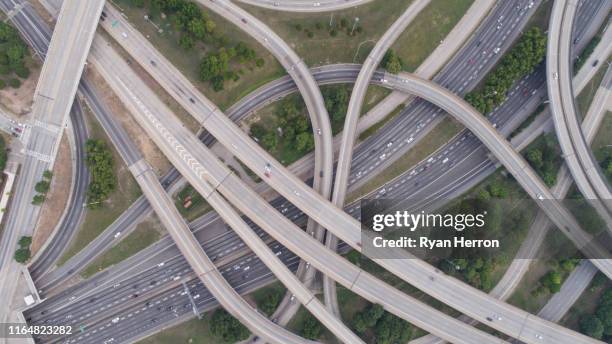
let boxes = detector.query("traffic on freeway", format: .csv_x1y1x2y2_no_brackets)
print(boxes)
0,0,610,343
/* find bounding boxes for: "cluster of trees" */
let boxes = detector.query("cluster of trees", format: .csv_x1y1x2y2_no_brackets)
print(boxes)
441,257,495,291
381,49,404,74
85,139,116,208
209,308,250,343
134,0,262,91
14,236,32,264
465,27,547,115
0,22,30,89
250,98,314,154
532,259,580,295
0,136,7,171
300,314,322,340
294,17,363,38
322,85,350,130
199,42,263,91
599,148,612,184
257,288,282,316
352,303,412,343
32,170,53,205
580,288,612,340
523,134,561,187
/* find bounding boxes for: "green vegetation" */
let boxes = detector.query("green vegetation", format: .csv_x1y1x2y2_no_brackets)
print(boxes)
81,219,162,278
248,85,352,165
138,311,220,344
209,309,250,343
116,0,283,110
299,314,323,340
174,183,210,221
31,170,53,205
465,28,547,115
392,0,474,72
241,0,415,65
58,108,141,266
523,134,562,187
352,303,413,342
580,288,612,340
126,0,268,95
85,139,117,208
0,22,30,89
13,235,32,264
574,35,600,71
252,282,284,316
381,49,403,74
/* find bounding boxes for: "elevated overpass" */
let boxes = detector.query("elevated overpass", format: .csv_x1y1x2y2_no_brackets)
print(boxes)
0,0,104,323
547,0,612,231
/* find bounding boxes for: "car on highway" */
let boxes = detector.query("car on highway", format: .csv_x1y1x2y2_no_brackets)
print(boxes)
264,163,272,178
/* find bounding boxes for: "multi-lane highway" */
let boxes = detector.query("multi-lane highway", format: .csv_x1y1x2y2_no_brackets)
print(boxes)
36,0,553,293
126,158,348,344
410,58,612,344
86,25,506,343
10,1,612,342
0,0,104,324
92,5,607,339
546,0,612,232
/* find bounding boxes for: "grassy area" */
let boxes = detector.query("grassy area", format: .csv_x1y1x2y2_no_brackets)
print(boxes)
592,111,612,159
575,61,609,117
392,0,474,72
347,117,464,202
240,0,415,66
80,217,163,278
113,0,285,110
174,183,211,222
361,86,392,115
58,107,142,266
286,304,338,343
137,312,221,344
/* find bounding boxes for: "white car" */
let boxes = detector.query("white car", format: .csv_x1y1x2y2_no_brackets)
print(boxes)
114,232,121,238
442,157,449,164
111,317,120,324
493,47,500,54
379,153,386,160
386,141,393,148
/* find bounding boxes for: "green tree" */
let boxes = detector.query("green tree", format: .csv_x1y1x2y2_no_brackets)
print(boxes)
8,78,20,88
209,309,250,342
178,34,194,50
0,136,6,170
580,315,604,339
32,194,45,205
43,170,53,179
382,49,403,74
295,132,313,152
18,236,32,248
35,180,50,194
14,248,30,263
85,139,117,207
300,315,322,340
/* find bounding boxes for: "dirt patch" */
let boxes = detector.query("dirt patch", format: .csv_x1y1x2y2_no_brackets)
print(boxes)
0,64,39,116
30,133,72,256
85,69,171,175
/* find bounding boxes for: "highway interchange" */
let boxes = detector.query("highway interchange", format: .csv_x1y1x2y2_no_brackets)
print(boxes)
0,0,610,343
